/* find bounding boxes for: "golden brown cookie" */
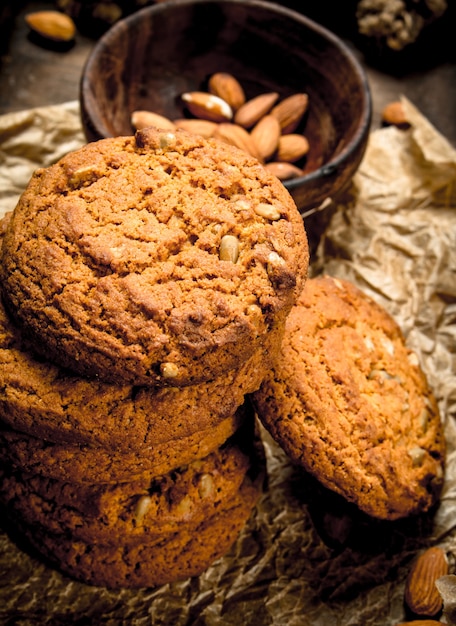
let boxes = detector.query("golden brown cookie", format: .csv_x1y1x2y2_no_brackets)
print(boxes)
4,427,265,589
0,406,249,484
251,275,445,520
0,289,282,450
0,426,264,546
11,471,261,589
0,127,308,387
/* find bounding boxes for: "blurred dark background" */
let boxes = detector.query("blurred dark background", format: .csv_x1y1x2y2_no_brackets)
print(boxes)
0,0,455,145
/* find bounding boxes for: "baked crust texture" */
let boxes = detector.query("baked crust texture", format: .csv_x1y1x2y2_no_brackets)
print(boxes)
251,275,445,520
0,128,308,386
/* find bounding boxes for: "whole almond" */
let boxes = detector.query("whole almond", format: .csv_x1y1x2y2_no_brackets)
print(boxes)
234,92,280,129
173,118,218,138
181,92,233,122
208,73,246,111
251,115,281,161
276,134,310,163
404,546,448,616
213,123,264,162
263,161,303,181
25,10,76,42
271,93,309,134
131,110,176,131
382,101,411,128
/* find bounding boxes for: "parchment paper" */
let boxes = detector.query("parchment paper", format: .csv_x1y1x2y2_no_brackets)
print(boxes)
0,97,455,626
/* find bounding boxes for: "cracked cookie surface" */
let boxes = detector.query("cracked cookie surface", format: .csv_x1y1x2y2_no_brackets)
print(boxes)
0,426,264,546
251,275,445,520
0,286,282,451
0,127,308,386
0,406,249,484
5,427,265,589
13,475,262,589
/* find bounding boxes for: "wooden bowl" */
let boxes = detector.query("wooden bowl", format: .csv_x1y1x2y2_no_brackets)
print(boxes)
80,0,371,250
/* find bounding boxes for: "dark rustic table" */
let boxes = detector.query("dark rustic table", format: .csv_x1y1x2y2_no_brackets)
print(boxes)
1,0,455,146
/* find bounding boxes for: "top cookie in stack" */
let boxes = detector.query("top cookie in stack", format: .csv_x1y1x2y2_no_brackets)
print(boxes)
0,126,309,387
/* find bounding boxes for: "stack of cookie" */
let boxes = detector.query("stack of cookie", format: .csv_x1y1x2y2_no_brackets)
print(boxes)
0,127,309,587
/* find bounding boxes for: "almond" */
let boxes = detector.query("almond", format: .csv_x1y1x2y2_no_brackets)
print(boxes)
25,10,76,42
181,91,233,123
263,161,303,181
276,134,310,163
208,73,246,111
381,101,411,128
271,93,309,134
251,115,281,161
404,546,448,616
234,92,280,129
173,118,218,138
213,123,263,162
131,111,176,131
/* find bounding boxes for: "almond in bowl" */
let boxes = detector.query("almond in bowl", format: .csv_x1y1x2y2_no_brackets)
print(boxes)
80,0,372,253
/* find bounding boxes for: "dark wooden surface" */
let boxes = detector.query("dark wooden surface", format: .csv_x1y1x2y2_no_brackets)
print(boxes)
0,0,455,146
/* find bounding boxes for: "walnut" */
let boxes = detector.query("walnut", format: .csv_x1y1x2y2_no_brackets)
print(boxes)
356,0,448,50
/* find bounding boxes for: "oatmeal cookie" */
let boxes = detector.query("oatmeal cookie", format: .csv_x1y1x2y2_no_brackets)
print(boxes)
0,127,308,386
251,275,445,520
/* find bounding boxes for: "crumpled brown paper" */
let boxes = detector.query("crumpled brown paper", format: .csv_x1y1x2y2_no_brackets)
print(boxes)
0,101,85,216
0,98,455,625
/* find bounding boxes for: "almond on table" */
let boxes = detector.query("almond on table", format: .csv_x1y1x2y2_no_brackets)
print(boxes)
25,10,76,42
404,546,448,617
381,100,411,128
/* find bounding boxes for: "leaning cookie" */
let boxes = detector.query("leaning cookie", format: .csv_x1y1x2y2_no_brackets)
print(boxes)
0,426,264,546
0,127,308,387
251,275,445,520
0,288,282,450
0,405,249,484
